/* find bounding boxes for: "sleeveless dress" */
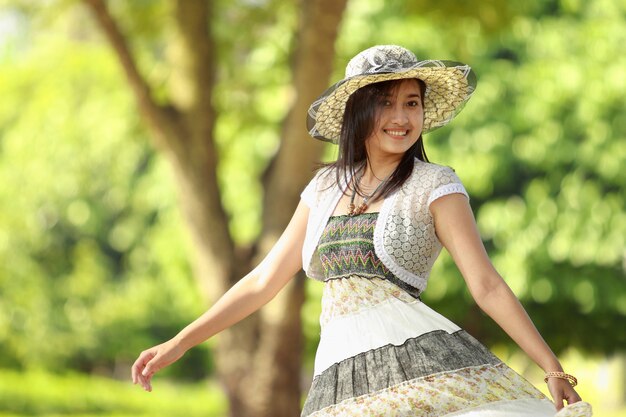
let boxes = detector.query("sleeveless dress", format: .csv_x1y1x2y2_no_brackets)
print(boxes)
301,212,591,417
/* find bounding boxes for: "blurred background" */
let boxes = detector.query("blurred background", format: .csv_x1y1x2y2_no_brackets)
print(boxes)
0,0,624,416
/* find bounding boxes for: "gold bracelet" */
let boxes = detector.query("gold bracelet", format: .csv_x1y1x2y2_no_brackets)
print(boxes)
544,371,578,387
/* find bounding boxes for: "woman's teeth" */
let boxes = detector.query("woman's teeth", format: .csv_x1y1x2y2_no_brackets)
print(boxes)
385,130,407,136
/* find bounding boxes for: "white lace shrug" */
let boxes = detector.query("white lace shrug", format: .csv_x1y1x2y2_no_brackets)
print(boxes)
300,159,469,294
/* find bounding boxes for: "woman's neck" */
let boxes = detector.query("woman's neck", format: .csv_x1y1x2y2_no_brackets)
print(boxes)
360,156,402,185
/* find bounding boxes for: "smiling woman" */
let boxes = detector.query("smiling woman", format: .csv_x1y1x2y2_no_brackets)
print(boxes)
297,45,591,417
130,45,592,417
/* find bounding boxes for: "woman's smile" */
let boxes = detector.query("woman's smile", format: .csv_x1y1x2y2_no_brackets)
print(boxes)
383,129,409,139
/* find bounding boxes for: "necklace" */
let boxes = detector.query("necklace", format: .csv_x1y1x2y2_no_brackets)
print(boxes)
347,174,390,216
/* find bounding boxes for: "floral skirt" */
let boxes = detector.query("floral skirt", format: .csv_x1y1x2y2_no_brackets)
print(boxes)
301,276,592,417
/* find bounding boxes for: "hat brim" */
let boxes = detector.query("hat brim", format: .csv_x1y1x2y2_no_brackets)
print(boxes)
307,60,476,143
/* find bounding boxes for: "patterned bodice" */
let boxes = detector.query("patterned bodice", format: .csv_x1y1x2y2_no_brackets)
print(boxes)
318,213,422,298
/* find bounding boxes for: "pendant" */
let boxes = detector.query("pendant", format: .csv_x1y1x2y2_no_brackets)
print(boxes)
347,203,356,216
348,198,368,216
354,202,367,215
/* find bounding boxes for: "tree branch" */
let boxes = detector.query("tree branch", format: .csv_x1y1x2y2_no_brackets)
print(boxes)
82,0,180,150
169,0,219,170
172,0,216,115
262,0,349,233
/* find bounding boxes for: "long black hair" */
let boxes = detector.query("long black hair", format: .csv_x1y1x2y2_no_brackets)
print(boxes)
324,78,428,199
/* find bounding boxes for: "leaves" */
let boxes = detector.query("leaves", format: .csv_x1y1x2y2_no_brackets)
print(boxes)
0,33,205,374
0,0,625,376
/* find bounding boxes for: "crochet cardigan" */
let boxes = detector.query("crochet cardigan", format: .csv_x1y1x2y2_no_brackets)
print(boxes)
300,159,468,294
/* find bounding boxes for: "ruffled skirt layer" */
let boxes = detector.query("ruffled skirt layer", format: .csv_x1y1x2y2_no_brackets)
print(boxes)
302,276,591,417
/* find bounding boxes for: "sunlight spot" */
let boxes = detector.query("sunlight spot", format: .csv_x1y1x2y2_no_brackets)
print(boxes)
108,224,134,252
67,200,90,226
573,280,595,313
531,279,553,303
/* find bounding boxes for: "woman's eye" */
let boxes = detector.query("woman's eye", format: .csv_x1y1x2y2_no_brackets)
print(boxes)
407,100,420,107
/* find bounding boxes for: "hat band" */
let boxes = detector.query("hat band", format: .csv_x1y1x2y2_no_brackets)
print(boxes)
361,58,414,75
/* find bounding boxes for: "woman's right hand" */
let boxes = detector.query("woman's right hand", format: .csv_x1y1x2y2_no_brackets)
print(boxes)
128,201,311,392
131,338,187,392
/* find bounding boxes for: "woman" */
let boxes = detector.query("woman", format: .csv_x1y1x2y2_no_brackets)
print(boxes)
132,45,592,416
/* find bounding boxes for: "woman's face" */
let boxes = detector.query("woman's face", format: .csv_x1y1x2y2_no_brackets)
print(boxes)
365,79,424,159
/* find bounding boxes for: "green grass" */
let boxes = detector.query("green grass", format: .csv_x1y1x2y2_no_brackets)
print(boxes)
0,369,227,417
1,366,624,417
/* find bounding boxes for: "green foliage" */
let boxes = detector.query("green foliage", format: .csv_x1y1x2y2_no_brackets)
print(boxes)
0,27,210,376
213,0,297,243
0,368,227,416
443,4,626,354
334,0,626,354
0,0,625,381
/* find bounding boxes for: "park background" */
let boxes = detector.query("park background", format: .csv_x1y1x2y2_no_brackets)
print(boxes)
0,0,624,416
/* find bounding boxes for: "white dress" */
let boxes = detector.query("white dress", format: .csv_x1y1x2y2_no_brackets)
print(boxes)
300,212,592,417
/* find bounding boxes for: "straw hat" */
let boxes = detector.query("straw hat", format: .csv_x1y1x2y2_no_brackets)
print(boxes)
307,45,477,143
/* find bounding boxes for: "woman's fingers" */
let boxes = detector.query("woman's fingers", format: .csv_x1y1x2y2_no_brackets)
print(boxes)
553,393,565,410
130,340,186,392
548,378,582,410
142,354,162,378
564,387,582,405
131,348,157,390
548,379,566,410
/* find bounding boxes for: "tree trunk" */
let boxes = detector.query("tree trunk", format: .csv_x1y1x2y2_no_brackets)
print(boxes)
83,0,347,415
217,0,349,414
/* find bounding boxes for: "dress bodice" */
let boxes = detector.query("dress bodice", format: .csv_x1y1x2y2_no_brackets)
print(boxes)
318,212,422,298
301,161,469,294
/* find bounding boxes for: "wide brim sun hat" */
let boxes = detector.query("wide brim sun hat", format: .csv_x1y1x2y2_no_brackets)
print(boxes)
307,45,477,143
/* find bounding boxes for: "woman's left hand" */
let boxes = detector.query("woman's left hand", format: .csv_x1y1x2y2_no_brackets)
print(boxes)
547,378,582,410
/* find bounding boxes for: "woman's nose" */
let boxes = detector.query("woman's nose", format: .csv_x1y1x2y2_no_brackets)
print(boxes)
391,106,409,124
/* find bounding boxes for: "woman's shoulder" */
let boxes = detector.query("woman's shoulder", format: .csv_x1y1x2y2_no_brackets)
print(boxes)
409,159,460,184
310,165,338,189
396,159,465,200
413,159,458,175
411,159,468,206
301,166,339,206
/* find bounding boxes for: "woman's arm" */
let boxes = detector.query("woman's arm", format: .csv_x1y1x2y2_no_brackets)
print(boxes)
131,200,310,391
430,193,581,410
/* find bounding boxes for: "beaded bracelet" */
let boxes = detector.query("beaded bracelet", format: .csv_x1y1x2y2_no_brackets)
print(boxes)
544,371,578,387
